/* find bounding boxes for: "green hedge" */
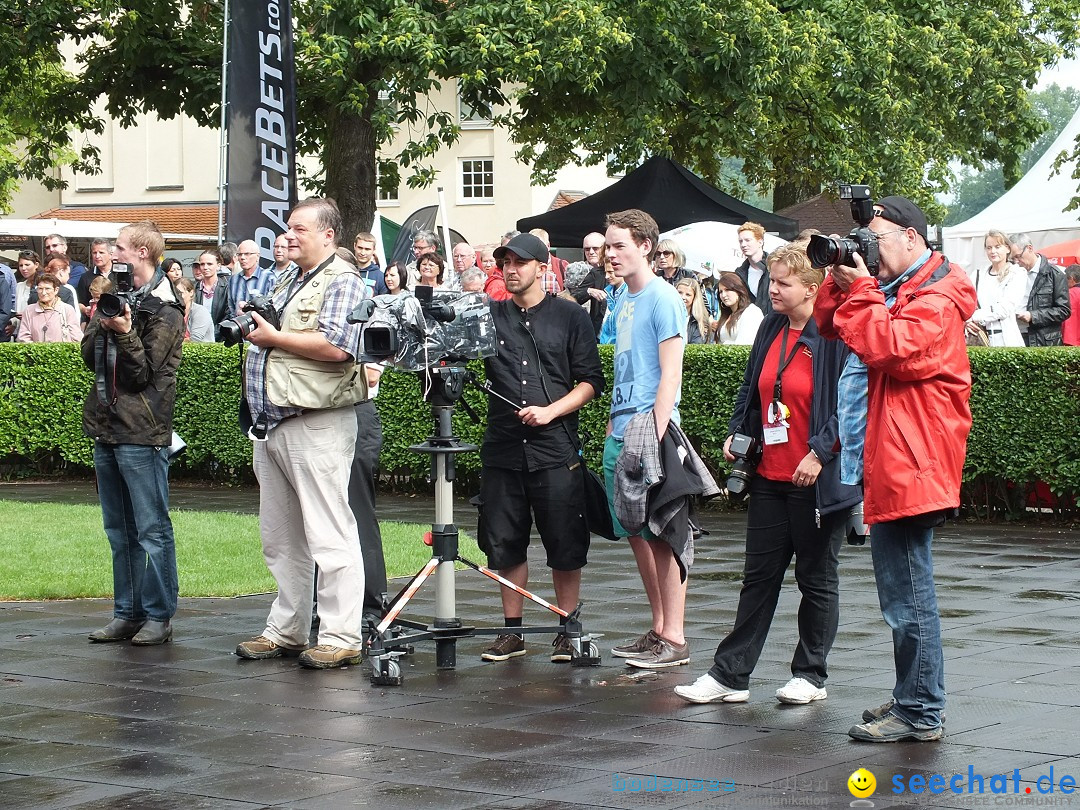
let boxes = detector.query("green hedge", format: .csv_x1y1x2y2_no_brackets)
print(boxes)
1,343,1078,514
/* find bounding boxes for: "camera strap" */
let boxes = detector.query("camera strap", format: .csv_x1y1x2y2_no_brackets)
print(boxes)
278,253,335,313
94,332,118,407
248,253,336,441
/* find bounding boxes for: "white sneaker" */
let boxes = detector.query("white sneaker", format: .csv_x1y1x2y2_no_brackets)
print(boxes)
775,677,827,704
674,674,750,704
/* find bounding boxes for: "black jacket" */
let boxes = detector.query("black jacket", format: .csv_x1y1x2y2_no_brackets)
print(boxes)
195,274,235,340
81,277,185,446
728,312,861,518
736,254,773,315
1025,255,1071,346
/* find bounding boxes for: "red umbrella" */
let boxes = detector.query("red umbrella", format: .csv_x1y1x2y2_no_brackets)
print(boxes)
1039,237,1080,267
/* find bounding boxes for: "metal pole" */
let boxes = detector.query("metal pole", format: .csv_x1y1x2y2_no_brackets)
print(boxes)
437,186,453,263
216,0,230,246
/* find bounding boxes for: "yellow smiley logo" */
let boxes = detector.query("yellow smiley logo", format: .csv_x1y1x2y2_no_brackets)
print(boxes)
848,767,876,798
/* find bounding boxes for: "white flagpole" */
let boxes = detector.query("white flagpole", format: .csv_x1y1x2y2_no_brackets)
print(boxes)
216,0,230,245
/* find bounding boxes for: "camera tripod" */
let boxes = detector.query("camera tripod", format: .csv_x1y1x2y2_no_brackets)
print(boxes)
366,364,601,686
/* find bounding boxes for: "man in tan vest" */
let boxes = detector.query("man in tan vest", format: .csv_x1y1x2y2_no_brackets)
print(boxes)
235,197,370,670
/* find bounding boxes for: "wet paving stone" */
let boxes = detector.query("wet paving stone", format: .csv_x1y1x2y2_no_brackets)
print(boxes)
3,488,1080,808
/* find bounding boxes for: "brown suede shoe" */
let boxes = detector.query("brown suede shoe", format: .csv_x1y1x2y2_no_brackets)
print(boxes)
235,635,305,660
298,644,363,669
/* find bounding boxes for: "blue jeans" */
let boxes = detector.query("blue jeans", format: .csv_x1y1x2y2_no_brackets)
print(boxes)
94,442,178,622
869,519,945,729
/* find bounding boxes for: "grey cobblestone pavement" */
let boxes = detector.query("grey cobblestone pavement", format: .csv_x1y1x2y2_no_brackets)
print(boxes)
2,482,1080,808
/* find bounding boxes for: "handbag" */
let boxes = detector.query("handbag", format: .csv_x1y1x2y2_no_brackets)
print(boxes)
578,447,617,541
965,323,991,347
966,268,991,347
513,306,616,540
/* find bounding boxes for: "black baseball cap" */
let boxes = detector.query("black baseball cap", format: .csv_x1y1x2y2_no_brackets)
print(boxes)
874,195,928,242
493,233,549,264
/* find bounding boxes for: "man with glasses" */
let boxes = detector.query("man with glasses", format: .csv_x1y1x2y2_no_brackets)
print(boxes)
228,239,277,315
405,229,438,286
814,196,976,743
272,233,292,276
1007,233,1070,346
735,221,772,314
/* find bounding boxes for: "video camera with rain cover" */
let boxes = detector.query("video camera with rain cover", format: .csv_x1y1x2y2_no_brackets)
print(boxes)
807,184,881,276
346,286,497,371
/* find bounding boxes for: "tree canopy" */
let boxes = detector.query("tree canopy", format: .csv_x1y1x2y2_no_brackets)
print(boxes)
4,0,1079,233
1,2,105,208
943,84,1080,226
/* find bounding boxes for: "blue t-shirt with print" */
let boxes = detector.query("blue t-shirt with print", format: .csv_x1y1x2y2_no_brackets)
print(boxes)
610,276,686,439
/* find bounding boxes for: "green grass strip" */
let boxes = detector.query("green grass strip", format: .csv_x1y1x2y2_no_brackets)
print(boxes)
0,500,482,601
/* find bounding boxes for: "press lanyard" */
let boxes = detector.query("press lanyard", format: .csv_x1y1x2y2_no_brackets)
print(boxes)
772,324,801,412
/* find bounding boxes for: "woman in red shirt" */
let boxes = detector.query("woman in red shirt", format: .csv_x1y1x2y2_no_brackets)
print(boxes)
675,242,860,707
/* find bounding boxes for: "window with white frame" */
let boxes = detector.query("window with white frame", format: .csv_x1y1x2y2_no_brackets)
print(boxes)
459,158,494,203
458,84,490,129
375,163,398,205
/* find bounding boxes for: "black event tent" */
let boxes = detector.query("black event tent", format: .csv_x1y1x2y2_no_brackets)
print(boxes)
516,156,797,247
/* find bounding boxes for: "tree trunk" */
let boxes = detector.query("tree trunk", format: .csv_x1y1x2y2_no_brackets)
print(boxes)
322,106,377,245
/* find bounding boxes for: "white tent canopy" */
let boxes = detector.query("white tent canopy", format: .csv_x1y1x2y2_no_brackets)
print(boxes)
660,222,787,279
942,106,1080,270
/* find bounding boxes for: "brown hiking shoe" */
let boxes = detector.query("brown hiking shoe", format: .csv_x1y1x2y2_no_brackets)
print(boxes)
480,633,526,661
235,635,304,660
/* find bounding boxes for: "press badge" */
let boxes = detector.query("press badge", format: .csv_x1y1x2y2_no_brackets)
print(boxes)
763,401,790,445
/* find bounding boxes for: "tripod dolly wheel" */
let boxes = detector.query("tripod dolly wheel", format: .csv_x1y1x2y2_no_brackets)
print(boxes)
571,639,602,667
370,655,402,686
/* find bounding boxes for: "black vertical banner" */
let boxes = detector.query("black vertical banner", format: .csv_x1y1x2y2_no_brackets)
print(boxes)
225,0,298,263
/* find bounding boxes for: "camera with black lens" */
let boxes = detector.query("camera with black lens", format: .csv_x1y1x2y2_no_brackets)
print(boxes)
807,184,881,276
346,286,496,370
725,432,762,503
219,293,280,347
97,262,138,319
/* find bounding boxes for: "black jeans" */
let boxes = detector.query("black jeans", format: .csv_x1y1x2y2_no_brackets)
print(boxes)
709,477,845,690
349,400,386,616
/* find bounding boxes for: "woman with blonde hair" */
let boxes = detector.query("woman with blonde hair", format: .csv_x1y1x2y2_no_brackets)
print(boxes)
655,238,695,285
676,240,859,707
675,277,710,344
966,229,1025,347
711,271,764,345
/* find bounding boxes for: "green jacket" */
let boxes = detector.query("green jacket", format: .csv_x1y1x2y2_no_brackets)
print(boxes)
81,277,184,446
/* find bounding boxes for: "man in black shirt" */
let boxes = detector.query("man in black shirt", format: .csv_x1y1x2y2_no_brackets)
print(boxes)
477,233,605,664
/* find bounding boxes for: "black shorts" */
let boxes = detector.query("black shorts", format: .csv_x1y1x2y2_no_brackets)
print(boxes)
475,461,590,571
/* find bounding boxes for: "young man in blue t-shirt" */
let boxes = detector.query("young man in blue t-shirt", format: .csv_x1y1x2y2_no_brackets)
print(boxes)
603,209,690,669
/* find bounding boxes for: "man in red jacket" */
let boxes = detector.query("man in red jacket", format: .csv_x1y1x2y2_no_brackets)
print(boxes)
814,196,976,743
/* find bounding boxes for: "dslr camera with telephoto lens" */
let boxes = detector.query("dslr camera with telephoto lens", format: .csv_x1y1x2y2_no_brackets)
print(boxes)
219,294,280,346
725,432,762,503
807,184,881,276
